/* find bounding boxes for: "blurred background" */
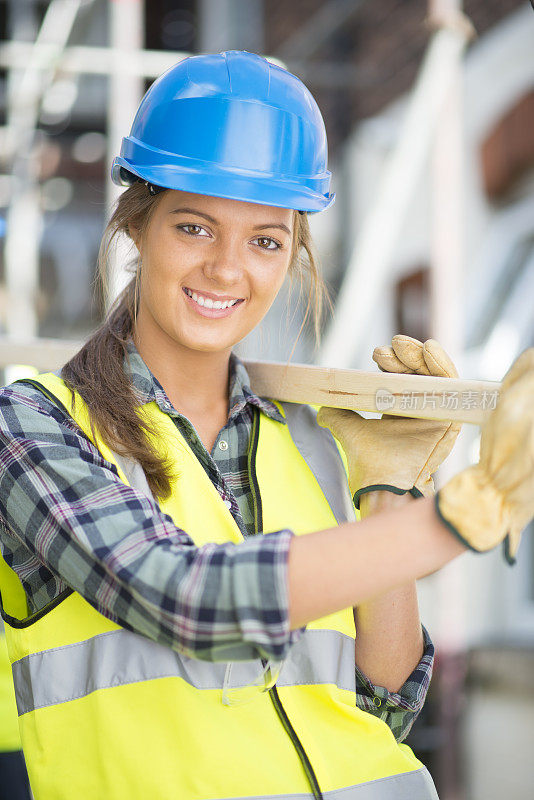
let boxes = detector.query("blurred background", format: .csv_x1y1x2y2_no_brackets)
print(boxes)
0,1,533,798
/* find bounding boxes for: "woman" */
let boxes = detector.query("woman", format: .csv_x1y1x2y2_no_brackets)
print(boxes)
0,50,532,800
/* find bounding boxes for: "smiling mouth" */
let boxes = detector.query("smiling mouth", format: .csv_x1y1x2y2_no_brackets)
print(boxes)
183,287,244,310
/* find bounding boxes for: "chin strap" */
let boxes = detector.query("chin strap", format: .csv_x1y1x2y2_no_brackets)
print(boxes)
142,180,166,196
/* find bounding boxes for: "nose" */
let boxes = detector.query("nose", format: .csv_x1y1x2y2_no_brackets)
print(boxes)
202,234,244,289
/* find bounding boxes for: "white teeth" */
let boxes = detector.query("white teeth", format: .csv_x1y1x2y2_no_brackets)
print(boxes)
185,287,240,310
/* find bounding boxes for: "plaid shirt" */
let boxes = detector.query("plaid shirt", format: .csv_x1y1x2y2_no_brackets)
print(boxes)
0,344,433,742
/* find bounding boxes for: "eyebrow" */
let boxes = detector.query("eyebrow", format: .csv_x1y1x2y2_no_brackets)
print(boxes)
169,207,292,237
169,207,218,224
255,223,292,236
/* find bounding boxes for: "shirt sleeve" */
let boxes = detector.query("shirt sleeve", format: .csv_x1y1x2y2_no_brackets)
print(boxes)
0,385,304,663
355,625,435,742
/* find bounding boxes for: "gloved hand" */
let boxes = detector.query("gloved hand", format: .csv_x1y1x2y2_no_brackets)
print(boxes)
436,348,534,565
316,335,461,508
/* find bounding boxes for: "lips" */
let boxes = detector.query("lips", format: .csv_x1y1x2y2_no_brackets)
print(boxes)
183,286,243,303
182,286,244,318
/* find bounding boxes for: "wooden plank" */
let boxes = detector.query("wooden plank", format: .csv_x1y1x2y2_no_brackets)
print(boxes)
0,338,499,425
244,360,500,425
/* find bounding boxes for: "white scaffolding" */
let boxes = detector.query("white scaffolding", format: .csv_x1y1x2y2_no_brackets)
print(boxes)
0,0,191,341
4,0,88,338
318,3,473,369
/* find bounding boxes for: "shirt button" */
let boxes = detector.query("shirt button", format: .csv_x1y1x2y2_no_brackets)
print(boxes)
223,499,232,509
373,697,382,708
218,440,228,451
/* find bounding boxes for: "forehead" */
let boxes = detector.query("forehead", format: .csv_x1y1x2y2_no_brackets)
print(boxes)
157,189,294,227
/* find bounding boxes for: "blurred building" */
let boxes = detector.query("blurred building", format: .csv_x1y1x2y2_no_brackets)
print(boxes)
0,2,533,799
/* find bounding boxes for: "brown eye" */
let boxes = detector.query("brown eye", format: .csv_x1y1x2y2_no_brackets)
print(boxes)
254,236,279,250
178,224,209,237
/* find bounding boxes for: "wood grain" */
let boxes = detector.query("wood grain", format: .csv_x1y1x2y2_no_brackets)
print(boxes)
244,360,500,425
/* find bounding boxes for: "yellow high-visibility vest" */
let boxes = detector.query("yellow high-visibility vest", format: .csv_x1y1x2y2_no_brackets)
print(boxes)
0,373,438,800
0,623,21,752
0,528,27,754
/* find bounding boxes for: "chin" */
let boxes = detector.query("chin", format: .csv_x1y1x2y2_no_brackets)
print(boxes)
183,338,236,353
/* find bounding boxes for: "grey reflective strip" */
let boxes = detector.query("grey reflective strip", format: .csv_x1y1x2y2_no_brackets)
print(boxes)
207,768,439,800
13,627,354,716
281,402,356,526
278,629,355,692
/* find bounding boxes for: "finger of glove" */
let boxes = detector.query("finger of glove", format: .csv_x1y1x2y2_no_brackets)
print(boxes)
480,371,534,469
500,348,534,393
373,346,416,374
422,339,459,378
479,374,534,519
498,417,534,523
391,335,431,375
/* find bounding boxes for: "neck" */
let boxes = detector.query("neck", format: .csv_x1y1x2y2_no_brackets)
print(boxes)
133,332,232,416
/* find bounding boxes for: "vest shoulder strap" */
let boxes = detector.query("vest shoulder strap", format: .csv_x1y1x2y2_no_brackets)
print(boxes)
279,402,357,525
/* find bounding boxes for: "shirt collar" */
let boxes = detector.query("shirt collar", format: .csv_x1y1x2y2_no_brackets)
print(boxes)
124,341,286,425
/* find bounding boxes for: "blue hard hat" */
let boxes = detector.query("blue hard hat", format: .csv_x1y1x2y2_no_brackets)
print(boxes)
111,50,334,213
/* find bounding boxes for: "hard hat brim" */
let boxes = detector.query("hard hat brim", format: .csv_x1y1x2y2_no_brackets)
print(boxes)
111,156,335,214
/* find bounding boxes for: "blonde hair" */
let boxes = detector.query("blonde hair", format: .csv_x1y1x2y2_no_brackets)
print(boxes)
62,183,332,498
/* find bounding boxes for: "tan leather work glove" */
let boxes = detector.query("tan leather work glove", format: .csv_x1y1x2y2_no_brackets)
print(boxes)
436,348,534,565
316,335,461,508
